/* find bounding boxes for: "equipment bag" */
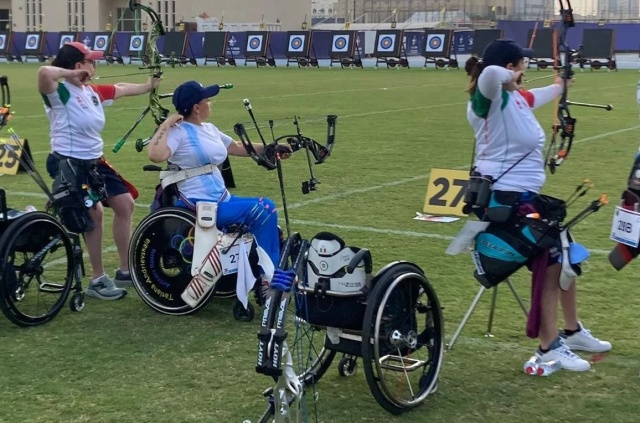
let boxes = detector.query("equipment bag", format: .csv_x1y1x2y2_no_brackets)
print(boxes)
296,232,368,330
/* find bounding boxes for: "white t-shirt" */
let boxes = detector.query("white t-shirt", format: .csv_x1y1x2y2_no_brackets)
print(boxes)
166,121,234,202
43,82,115,160
467,66,561,193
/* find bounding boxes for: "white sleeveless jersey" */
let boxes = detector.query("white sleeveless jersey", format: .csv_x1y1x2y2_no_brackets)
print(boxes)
42,82,115,159
467,66,561,193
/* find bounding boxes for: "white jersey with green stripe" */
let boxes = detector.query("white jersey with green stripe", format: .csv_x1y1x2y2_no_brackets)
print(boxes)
467,65,561,194
42,81,115,160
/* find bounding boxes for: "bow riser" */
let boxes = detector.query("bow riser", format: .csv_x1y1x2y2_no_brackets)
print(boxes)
546,0,612,173
113,1,169,153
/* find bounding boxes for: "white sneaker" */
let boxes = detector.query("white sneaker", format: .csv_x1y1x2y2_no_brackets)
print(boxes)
536,343,590,372
562,322,612,353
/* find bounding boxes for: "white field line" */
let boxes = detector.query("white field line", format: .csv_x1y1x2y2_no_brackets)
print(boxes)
287,124,640,210
14,81,463,117
10,193,611,255
47,244,117,268
27,100,468,156
20,81,635,155
288,218,611,255
12,122,639,211
8,124,635,258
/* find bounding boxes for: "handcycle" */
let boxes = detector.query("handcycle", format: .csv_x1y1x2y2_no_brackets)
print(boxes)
0,76,86,327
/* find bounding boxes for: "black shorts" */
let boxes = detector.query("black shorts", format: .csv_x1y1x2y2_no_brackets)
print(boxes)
46,153,129,200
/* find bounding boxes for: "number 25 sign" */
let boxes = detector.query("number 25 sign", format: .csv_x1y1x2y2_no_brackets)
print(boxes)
423,168,470,217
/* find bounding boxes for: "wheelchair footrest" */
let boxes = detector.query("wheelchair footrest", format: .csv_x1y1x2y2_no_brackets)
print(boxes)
39,282,66,293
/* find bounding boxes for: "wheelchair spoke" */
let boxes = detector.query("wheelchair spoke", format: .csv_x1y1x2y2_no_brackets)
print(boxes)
0,213,73,326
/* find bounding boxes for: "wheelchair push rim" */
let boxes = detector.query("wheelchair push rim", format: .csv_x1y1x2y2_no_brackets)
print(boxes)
362,269,444,414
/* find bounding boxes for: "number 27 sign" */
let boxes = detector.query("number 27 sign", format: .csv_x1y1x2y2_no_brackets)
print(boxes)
423,168,470,217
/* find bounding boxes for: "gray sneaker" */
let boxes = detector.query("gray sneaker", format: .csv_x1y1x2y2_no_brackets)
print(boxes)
86,275,127,300
113,269,132,287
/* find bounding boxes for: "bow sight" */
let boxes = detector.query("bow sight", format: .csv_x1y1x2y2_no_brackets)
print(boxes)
234,99,337,237
545,0,613,174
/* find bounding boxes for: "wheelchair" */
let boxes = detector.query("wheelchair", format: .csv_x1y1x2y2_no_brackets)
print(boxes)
0,188,85,327
258,231,445,417
129,166,266,321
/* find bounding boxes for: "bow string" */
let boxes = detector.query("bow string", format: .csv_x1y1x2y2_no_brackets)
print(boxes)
545,0,613,174
131,0,170,127
545,0,576,174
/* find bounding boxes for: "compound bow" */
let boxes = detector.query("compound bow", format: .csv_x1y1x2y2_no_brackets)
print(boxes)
545,0,612,174
234,100,337,238
112,0,170,153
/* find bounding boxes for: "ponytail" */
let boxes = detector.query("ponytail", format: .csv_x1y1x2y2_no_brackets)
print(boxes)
465,56,485,95
51,45,84,70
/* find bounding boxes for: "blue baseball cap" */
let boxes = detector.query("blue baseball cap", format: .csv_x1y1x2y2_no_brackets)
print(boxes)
482,39,534,67
172,81,221,116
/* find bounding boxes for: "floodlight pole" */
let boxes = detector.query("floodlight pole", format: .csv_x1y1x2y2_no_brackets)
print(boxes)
446,278,528,351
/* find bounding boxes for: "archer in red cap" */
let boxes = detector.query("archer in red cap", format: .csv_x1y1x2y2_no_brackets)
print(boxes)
36,39,163,300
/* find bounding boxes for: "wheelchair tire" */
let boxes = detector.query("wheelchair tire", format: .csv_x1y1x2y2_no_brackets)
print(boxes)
130,207,247,315
0,212,74,326
130,207,218,315
361,262,444,414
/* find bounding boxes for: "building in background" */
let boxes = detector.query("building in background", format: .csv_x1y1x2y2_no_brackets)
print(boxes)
335,0,639,22
0,0,636,32
0,0,311,32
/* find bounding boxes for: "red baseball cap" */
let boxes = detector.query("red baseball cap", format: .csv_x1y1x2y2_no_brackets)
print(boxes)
65,41,103,60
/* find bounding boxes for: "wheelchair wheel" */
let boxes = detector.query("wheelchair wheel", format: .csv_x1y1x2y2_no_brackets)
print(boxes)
130,207,248,315
361,262,444,414
282,290,337,386
0,212,74,326
130,207,216,315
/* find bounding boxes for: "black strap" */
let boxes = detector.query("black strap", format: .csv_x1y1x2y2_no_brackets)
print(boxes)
492,150,533,184
51,152,98,170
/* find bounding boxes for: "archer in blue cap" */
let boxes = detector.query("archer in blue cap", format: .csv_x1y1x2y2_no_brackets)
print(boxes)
172,81,221,117
147,81,292,306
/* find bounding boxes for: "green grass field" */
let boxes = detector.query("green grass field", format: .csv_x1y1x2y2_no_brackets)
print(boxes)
1,63,640,423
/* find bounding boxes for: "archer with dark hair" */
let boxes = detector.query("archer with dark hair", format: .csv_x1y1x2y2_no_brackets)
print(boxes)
465,39,610,372
37,42,162,300
147,81,292,302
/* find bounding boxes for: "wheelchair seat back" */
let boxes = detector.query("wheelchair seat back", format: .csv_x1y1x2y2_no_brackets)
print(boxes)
297,232,368,331
151,182,179,211
149,162,217,212
306,234,367,295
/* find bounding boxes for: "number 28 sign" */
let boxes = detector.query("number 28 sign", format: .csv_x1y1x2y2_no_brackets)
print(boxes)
423,168,470,217
610,206,640,248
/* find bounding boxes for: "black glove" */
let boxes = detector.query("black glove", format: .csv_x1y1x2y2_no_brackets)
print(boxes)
264,143,292,164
